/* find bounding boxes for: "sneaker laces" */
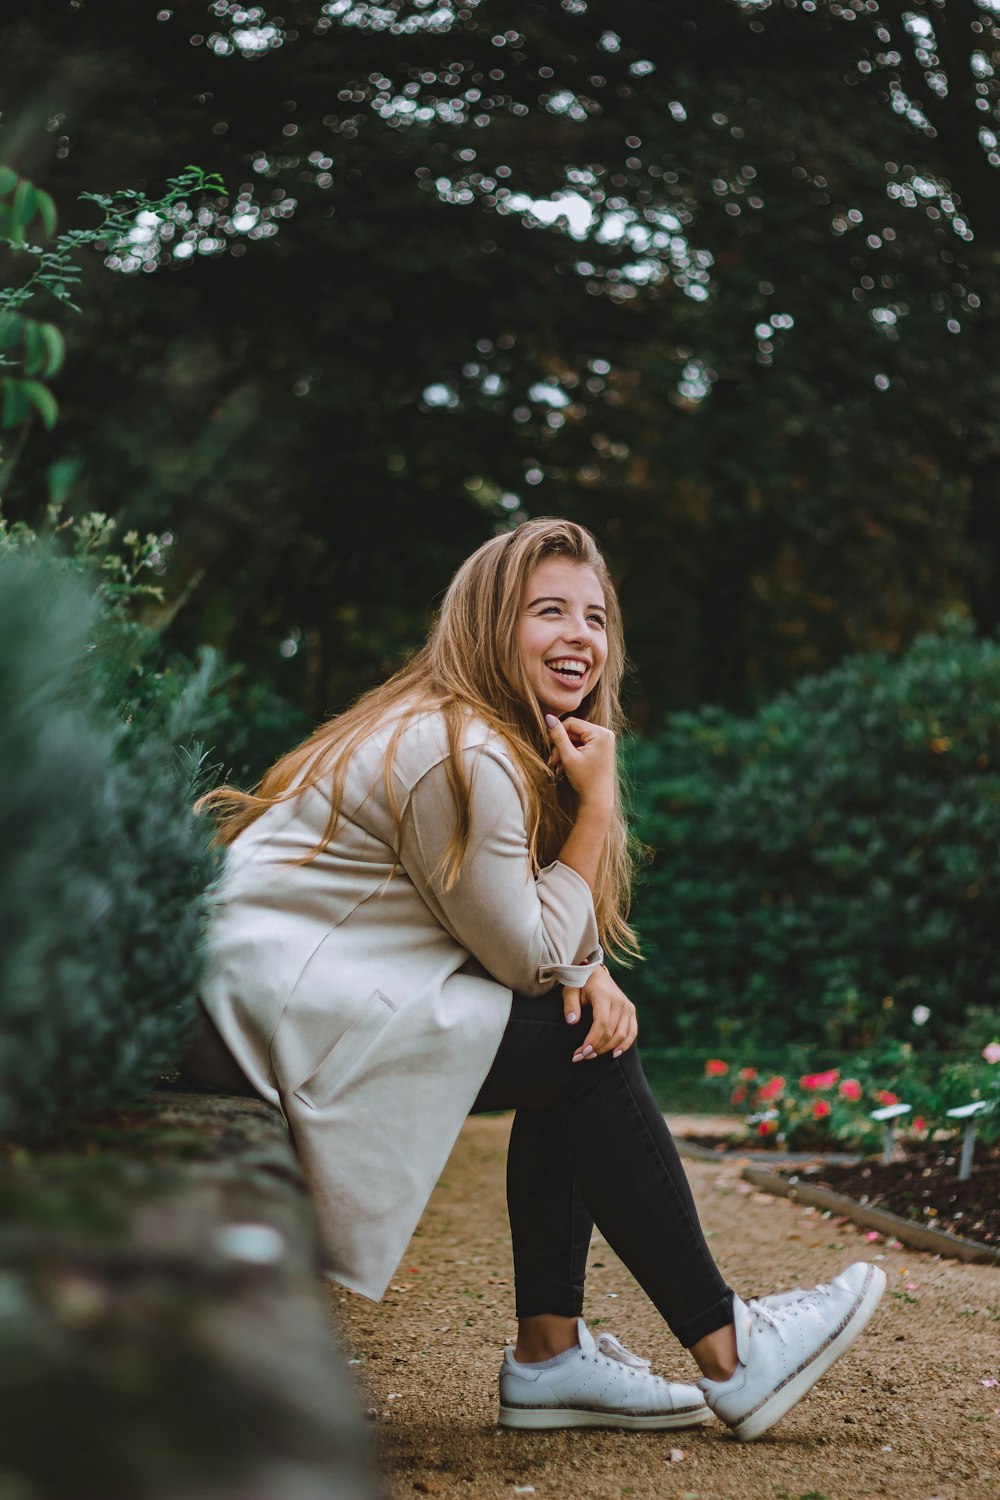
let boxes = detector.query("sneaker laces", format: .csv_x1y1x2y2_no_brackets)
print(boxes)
745,1298,794,1345
594,1332,650,1371
760,1282,833,1313
784,1283,833,1313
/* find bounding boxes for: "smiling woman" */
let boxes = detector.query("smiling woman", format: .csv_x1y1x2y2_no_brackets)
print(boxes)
188,518,886,1444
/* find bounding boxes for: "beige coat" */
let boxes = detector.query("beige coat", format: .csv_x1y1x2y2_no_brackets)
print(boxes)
199,710,603,1299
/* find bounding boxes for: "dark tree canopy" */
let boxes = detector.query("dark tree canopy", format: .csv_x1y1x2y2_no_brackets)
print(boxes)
2,0,998,722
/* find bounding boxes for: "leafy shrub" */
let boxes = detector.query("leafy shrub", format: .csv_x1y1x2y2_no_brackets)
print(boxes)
0,546,217,1138
629,619,1000,1052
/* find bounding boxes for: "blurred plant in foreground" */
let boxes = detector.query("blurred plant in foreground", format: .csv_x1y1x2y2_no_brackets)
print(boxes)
0,538,218,1138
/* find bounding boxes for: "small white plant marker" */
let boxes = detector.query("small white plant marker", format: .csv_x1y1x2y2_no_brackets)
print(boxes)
946,1100,993,1181
870,1102,912,1164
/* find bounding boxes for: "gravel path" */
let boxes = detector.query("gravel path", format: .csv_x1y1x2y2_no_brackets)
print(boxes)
333,1114,1000,1500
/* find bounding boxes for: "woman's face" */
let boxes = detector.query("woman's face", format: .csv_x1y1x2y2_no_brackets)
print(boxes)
516,557,608,717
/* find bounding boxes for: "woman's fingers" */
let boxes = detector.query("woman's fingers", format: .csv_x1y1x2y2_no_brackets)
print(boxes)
544,715,616,804
569,967,637,1062
572,995,636,1061
563,985,581,1026
613,1011,640,1060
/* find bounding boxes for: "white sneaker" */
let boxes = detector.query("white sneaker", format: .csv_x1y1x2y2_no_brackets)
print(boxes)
698,1262,886,1442
498,1318,711,1431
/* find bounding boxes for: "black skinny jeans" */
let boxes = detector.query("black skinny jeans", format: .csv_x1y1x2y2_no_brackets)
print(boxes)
471,994,734,1350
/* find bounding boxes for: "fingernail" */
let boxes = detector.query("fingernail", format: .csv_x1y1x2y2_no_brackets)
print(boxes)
545,714,558,726
572,1054,583,1063
581,1045,594,1056
612,1048,623,1059
565,1012,578,1025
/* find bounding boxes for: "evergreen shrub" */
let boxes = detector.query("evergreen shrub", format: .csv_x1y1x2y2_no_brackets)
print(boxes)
628,619,1000,1052
0,548,217,1138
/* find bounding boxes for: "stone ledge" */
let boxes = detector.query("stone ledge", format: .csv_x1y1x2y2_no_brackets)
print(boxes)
0,1090,377,1500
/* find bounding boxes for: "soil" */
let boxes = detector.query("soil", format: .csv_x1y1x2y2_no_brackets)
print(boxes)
784,1146,1000,1249
332,1114,1000,1500
681,1128,1000,1250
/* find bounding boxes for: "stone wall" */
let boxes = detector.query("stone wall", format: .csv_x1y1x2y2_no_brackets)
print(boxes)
0,1091,376,1500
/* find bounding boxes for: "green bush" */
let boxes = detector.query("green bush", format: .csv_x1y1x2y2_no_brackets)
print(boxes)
629,619,1000,1052
0,547,217,1138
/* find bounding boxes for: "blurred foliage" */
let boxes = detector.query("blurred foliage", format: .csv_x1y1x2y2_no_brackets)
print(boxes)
0,165,225,482
0,1,996,720
628,617,1000,1052
0,540,220,1139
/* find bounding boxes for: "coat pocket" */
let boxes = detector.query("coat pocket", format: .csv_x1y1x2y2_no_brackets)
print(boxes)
292,989,398,1110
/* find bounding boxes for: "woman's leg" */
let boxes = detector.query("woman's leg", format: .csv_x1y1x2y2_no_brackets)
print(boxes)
505,1106,593,1360
472,996,733,1351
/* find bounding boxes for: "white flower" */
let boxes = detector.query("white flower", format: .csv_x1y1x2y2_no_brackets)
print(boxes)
911,1004,931,1026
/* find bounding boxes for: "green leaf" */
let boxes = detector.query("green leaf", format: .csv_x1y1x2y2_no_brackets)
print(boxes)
40,323,65,377
0,166,17,197
13,180,38,229
35,188,57,238
1,378,29,430
22,379,58,430
0,313,23,353
23,320,45,376
0,202,14,239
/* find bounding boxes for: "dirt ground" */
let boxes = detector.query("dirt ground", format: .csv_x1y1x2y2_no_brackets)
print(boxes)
332,1115,1000,1500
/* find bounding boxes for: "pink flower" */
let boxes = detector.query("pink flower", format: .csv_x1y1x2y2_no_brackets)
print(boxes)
912,1116,927,1133
874,1089,900,1107
704,1058,729,1077
730,1086,747,1106
865,1230,881,1242
757,1075,786,1101
812,1099,832,1120
800,1069,839,1091
756,1118,778,1137
839,1078,862,1102
983,1042,1000,1065
738,1067,758,1082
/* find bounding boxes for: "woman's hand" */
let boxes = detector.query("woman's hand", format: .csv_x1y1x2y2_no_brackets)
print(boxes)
563,966,638,1062
545,715,616,811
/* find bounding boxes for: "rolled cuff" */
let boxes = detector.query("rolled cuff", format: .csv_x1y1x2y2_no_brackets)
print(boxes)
538,945,605,988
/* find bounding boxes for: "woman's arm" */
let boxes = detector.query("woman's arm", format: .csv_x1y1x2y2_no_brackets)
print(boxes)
544,713,615,893
399,746,603,996
543,717,638,1060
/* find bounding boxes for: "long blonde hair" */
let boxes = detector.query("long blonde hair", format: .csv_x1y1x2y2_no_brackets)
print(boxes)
197,519,640,961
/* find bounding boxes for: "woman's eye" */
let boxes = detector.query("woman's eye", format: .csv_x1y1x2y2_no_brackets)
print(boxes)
589,615,606,628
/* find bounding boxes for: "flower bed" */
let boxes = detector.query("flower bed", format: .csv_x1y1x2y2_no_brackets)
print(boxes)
779,1144,1000,1248
699,1043,1000,1155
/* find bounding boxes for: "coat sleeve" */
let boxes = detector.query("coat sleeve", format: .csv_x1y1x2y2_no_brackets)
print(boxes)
398,746,604,997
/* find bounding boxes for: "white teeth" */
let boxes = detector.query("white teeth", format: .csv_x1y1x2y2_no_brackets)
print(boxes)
546,658,587,679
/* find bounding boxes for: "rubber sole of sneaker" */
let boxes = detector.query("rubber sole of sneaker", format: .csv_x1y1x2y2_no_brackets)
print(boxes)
731,1263,887,1442
498,1401,713,1431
